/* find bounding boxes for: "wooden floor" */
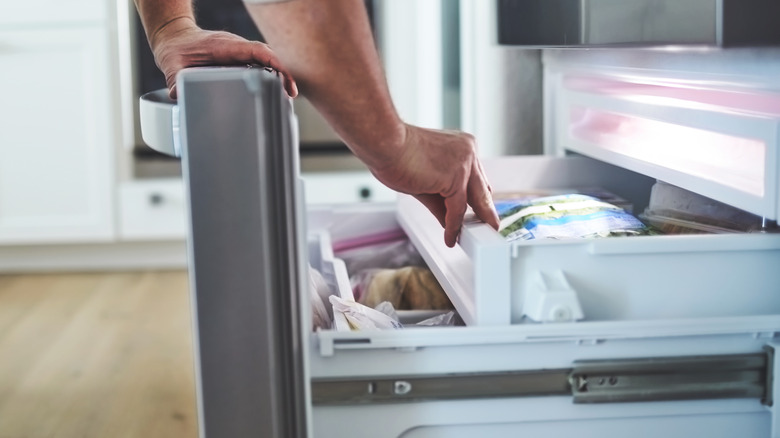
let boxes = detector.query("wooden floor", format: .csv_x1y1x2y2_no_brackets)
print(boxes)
0,271,198,438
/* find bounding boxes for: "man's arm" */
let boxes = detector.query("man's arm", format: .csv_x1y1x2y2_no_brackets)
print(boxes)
133,0,297,98
246,0,499,246
132,0,499,246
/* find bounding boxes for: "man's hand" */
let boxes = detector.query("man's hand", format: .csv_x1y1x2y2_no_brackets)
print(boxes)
369,124,500,248
149,17,298,99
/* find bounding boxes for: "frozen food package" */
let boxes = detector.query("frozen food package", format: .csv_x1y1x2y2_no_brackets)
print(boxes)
640,181,778,234
329,295,404,330
334,230,456,317
335,238,426,275
493,188,635,214
496,193,653,242
357,266,454,311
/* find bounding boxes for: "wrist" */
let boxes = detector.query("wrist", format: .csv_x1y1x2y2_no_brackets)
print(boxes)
349,120,409,172
149,15,197,52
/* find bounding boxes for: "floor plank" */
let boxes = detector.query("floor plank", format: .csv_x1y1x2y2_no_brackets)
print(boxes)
0,271,197,438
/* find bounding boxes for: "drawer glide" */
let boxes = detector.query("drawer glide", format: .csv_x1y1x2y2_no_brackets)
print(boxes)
312,370,571,405
312,352,771,406
570,353,768,404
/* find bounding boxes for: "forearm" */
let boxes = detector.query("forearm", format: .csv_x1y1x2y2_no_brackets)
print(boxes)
245,0,405,170
134,0,196,51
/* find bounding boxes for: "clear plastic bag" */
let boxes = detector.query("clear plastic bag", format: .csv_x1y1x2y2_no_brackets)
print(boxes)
309,265,333,331
329,295,404,330
640,181,777,234
415,311,459,327
336,238,426,275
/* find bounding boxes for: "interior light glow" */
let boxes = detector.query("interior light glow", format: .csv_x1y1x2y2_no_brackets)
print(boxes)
570,108,766,196
564,76,780,118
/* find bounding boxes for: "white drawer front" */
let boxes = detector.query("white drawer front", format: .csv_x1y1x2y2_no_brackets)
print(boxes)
119,179,187,241
301,171,396,205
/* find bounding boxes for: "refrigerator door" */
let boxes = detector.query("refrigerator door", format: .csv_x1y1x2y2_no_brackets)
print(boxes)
178,67,310,438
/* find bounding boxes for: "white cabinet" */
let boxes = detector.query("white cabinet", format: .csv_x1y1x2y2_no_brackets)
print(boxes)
118,179,187,241
0,0,106,26
0,26,115,244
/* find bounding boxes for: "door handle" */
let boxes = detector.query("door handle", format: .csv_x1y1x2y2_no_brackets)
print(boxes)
139,89,180,157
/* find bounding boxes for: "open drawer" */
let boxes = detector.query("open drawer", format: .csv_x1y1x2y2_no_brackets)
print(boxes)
398,155,780,327
308,204,454,331
309,176,780,438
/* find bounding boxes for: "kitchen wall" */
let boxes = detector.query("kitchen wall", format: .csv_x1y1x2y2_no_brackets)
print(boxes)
376,0,543,157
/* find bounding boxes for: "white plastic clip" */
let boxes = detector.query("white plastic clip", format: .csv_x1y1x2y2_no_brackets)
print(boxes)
522,270,584,323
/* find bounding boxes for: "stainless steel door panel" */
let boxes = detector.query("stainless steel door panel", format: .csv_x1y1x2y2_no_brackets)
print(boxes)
179,67,308,438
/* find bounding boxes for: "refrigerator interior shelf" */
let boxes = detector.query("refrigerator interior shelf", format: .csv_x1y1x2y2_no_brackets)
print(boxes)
549,72,780,220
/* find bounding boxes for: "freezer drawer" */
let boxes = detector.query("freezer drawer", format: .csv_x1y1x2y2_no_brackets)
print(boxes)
398,155,780,327
308,201,780,438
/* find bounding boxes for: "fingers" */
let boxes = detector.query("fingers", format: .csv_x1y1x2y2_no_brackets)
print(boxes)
155,30,298,99
164,69,178,99
467,160,500,230
245,41,299,98
240,42,298,97
406,129,496,247
280,73,299,98
442,175,469,248
475,156,493,194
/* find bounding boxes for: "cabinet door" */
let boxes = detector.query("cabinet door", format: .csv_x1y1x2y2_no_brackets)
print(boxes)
0,0,106,26
0,27,115,244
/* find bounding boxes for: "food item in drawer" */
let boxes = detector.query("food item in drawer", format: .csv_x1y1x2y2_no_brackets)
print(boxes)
639,181,779,234
338,238,426,273
334,234,455,314
329,295,404,330
496,193,653,242
358,266,454,311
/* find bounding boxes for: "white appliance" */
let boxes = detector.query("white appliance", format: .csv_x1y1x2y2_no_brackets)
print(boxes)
140,44,780,437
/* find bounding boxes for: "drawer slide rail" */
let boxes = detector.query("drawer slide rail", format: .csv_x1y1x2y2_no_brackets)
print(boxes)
312,352,771,406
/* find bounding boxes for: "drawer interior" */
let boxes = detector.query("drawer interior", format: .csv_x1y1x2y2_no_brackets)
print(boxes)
307,205,457,333
398,155,780,327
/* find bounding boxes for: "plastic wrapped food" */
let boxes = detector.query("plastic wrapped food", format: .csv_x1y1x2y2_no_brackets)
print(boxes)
335,238,426,276
639,181,778,234
329,295,404,330
493,188,634,215
372,301,460,328
357,266,454,311
497,193,653,242
335,234,454,313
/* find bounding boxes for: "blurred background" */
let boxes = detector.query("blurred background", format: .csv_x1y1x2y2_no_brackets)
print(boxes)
0,0,541,269
0,1,541,436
